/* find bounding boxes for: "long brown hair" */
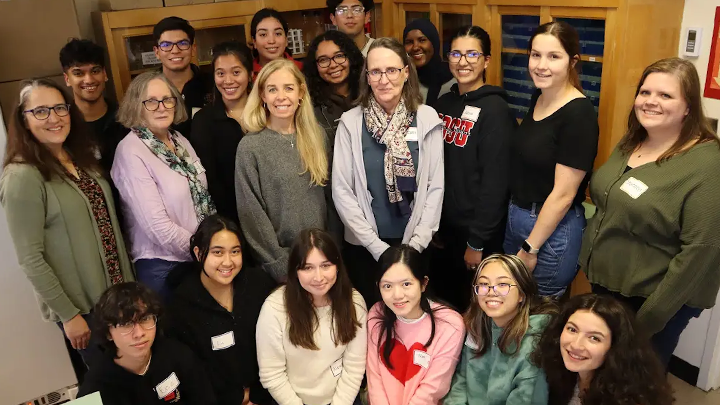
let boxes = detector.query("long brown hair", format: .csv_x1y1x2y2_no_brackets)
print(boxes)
527,21,582,92
618,57,719,162
465,254,556,356
4,79,99,180
285,228,361,350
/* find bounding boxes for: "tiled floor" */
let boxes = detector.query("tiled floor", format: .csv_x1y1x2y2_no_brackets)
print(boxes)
669,374,720,404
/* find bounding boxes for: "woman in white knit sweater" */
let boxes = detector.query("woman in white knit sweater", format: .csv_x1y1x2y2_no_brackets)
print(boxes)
256,228,367,405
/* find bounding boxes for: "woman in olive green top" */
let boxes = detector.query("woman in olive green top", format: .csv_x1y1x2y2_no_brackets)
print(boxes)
0,79,134,368
580,58,720,367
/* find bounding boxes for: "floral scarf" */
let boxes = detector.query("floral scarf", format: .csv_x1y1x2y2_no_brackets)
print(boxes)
363,96,417,216
134,127,215,222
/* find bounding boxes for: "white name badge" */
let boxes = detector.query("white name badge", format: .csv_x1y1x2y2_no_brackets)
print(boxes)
405,127,419,141
620,177,648,199
211,331,235,351
330,358,343,377
464,334,479,350
413,350,431,369
193,160,206,175
191,107,201,118
461,106,481,122
156,372,180,399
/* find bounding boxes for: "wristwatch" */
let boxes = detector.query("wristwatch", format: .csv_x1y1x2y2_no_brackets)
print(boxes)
522,240,540,255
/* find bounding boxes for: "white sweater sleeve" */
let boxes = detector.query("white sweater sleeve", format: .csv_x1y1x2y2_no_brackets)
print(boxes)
256,292,304,405
331,292,368,405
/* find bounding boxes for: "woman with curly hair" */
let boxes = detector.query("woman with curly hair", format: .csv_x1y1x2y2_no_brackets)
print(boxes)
531,294,673,405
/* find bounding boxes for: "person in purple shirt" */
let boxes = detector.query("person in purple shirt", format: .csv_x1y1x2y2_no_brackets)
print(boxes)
112,71,216,300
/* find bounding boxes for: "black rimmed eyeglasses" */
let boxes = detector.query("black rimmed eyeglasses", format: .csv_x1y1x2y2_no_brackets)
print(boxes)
473,283,517,296
23,104,71,120
447,51,485,64
157,40,192,52
142,97,177,111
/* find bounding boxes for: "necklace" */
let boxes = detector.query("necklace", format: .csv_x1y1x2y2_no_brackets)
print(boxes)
139,354,152,376
280,132,295,148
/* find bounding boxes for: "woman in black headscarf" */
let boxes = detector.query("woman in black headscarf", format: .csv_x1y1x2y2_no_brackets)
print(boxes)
403,19,456,106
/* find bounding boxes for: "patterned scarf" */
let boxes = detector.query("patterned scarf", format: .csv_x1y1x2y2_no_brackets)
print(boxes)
363,96,417,216
133,127,216,222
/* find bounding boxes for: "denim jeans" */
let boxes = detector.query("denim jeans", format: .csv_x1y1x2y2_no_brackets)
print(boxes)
135,258,187,301
504,201,586,297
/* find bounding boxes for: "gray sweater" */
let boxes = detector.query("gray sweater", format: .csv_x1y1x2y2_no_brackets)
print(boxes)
235,128,327,282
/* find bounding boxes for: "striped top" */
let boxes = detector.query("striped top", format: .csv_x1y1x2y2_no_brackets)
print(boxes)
580,141,720,335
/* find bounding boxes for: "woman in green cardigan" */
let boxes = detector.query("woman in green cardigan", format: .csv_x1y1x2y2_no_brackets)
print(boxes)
579,57,720,367
0,79,134,372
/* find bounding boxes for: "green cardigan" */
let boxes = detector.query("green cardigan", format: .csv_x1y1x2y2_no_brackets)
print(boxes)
0,164,134,323
580,142,720,335
443,314,550,405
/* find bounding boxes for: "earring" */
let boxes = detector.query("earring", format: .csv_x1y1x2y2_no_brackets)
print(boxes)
263,102,267,109
298,98,303,105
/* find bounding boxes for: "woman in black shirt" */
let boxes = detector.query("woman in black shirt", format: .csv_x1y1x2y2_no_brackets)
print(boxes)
165,215,276,405
190,41,252,225
505,21,599,297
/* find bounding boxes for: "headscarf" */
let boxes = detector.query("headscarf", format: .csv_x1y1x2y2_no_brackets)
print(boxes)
403,19,454,105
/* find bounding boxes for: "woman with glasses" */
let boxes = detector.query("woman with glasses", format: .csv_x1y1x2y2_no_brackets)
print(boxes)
250,8,303,80
333,37,444,307
112,71,215,300
78,282,217,405
430,26,515,311
0,79,134,380
403,19,456,106
366,245,464,405
444,254,554,405
304,30,364,244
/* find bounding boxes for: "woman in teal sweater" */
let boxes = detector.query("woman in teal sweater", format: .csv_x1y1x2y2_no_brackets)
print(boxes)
444,254,553,405
0,79,134,376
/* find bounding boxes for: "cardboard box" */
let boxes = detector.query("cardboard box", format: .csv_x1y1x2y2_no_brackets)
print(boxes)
97,0,164,11
0,0,81,82
0,76,67,130
165,0,214,5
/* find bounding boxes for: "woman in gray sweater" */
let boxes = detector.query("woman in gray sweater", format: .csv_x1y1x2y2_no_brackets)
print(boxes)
236,59,329,282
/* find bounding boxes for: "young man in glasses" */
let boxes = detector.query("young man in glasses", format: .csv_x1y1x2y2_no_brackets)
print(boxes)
78,282,216,405
60,38,127,172
153,16,212,137
327,0,375,56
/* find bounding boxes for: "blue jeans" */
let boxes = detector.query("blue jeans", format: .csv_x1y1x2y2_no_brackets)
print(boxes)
504,201,586,297
135,258,187,301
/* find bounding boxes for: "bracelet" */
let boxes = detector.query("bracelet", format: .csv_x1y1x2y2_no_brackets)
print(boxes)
467,243,484,252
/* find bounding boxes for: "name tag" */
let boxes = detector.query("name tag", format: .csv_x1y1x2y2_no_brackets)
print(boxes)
464,334,479,350
155,372,180,399
191,107,201,118
330,358,343,377
413,350,431,369
620,177,648,199
211,331,235,351
193,160,206,175
461,106,481,122
405,127,418,141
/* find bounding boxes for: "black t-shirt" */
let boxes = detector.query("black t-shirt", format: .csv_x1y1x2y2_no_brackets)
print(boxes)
171,64,213,138
510,91,599,206
87,101,129,174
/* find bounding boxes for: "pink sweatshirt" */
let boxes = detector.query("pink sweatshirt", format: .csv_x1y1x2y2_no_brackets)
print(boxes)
367,302,465,405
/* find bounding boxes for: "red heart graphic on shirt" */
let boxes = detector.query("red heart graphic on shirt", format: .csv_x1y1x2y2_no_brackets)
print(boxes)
379,339,426,384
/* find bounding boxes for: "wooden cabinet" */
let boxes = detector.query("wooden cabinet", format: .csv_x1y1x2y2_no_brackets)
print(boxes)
380,0,685,168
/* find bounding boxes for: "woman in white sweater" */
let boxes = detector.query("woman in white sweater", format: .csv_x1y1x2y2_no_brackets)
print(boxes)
256,228,367,405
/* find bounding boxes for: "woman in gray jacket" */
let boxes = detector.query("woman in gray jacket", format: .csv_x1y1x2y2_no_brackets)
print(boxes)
332,37,444,307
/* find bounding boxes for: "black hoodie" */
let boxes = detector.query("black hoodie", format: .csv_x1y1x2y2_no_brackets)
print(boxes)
434,84,516,249
165,267,276,405
77,337,216,405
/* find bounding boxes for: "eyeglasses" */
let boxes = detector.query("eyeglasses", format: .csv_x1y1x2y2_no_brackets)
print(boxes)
447,51,485,64
473,283,517,296
335,5,365,16
316,53,348,68
23,104,71,120
142,97,177,111
367,66,406,82
114,315,157,336
157,40,192,52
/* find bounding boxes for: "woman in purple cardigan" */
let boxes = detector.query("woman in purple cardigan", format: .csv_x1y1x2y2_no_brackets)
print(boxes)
112,71,215,300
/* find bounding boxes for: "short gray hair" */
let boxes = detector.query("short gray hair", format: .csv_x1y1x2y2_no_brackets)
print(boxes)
117,71,188,129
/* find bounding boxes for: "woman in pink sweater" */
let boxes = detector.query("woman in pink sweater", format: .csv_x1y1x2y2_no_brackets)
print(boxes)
367,245,465,405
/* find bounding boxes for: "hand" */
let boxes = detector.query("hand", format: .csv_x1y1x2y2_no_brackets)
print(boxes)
63,314,91,350
242,388,250,405
464,247,483,271
516,249,538,272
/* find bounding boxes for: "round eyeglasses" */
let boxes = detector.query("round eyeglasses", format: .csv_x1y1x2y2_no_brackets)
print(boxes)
367,66,406,83
142,97,177,111
447,51,485,64
114,315,157,336
316,53,348,68
158,40,191,52
23,104,71,120
473,283,517,296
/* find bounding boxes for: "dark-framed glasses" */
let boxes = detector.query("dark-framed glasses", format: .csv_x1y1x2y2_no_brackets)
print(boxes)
447,51,484,64
367,66,406,82
114,314,157,336
316,53,348,68
158,40,192,52
23,104,71,120
335,5,365,16
142,97,177,111
473,283,517,296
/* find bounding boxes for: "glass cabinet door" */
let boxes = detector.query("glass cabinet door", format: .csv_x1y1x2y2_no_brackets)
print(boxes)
195,25,247,66
500,15,540,119
125,34,160,76
440,12,472,57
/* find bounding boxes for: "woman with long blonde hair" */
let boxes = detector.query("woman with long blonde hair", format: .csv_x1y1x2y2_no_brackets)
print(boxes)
237,58,329,282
